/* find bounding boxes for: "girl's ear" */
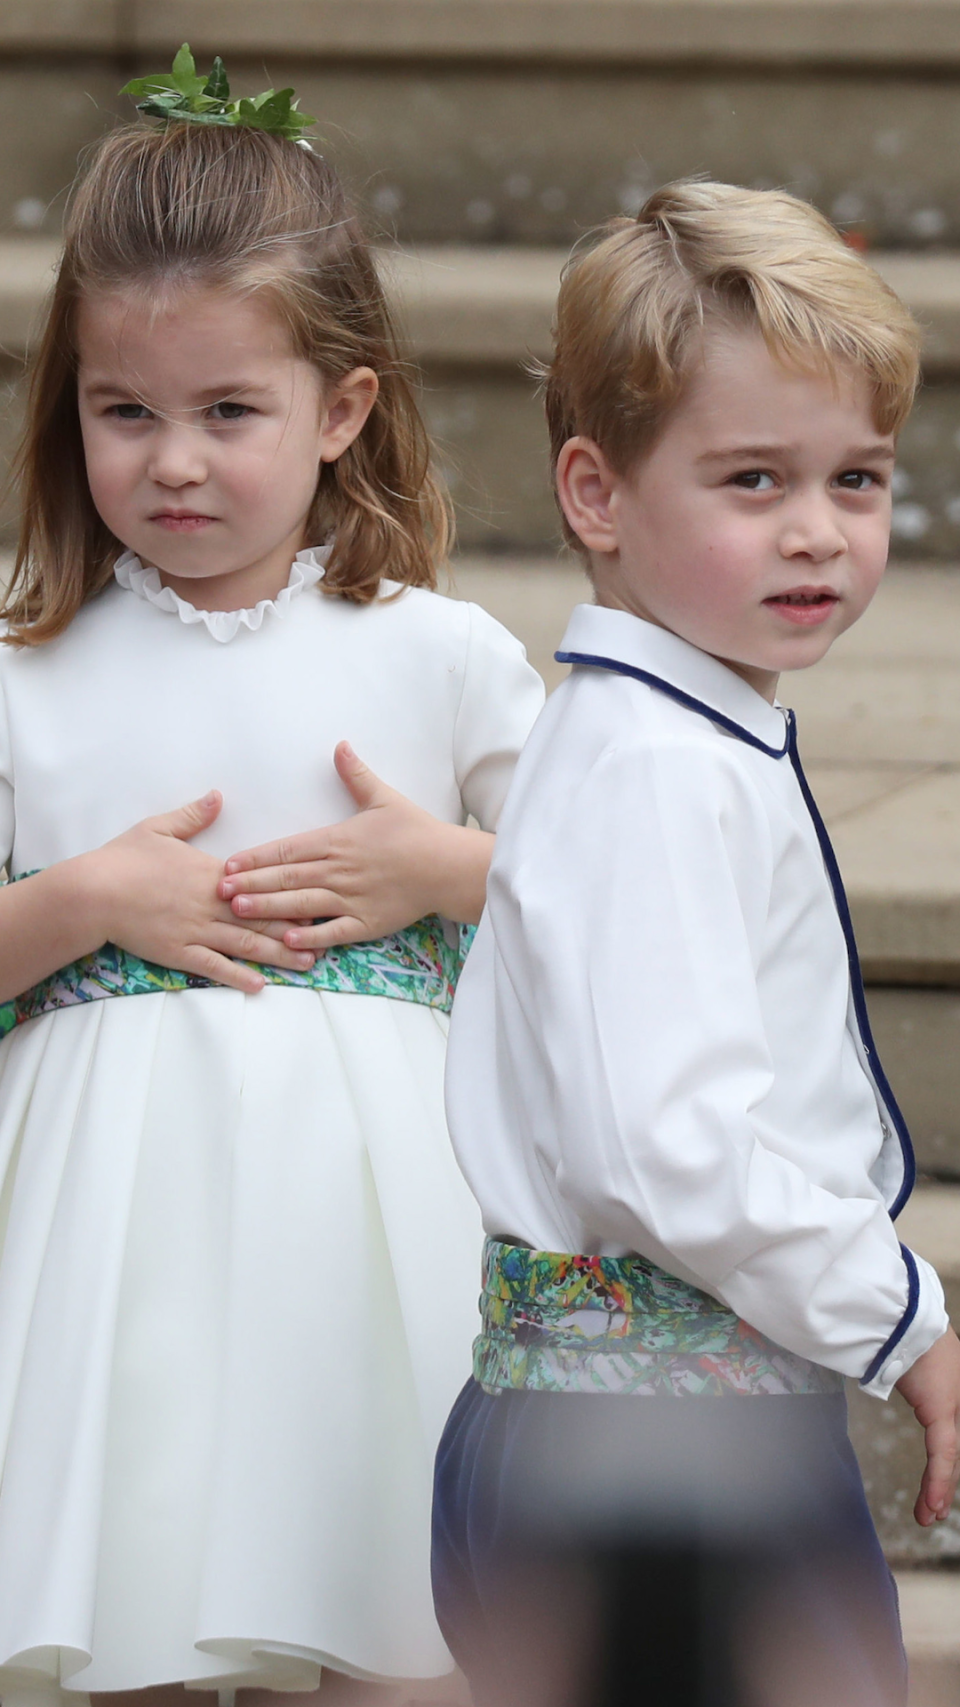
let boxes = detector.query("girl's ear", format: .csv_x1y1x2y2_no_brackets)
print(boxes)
319,367,379,462
556,437,620,556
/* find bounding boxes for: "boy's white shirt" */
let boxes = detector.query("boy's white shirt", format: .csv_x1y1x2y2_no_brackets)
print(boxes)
445,602,948,1400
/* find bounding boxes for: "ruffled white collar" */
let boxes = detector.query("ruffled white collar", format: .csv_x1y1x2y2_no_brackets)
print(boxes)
113,546,330,643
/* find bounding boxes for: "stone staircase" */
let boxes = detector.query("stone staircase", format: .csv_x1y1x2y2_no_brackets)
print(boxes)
2,2,960,1697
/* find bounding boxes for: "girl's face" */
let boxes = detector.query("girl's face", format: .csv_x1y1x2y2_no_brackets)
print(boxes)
77,284,377,611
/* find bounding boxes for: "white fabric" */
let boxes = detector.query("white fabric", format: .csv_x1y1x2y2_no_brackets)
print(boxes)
114,547,326,643
0,552,545,1699
445,603,948,1403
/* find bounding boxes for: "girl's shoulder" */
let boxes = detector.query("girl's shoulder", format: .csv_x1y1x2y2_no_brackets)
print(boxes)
337,578,534,668
0,580,126,673
374,583,526,655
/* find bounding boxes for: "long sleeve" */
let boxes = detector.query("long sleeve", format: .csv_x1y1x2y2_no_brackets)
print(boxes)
485,732,947,1394
452,603,545,831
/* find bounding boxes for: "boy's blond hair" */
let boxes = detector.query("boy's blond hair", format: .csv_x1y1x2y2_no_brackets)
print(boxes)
544,180,921,549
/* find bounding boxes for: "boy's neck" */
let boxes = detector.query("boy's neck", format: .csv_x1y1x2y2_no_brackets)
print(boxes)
592,584,780,705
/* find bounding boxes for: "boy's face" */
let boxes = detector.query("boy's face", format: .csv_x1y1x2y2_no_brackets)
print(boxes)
558,326,896,701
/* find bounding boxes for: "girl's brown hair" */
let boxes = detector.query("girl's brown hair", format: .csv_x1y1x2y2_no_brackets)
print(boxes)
544,179,922,552
3,122,450,645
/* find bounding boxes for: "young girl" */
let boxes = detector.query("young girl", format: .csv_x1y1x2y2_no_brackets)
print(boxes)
0,63,543,1707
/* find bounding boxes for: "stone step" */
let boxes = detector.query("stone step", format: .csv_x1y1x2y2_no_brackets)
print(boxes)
7,240,960,554
119,1,960,66
8,0,960,64
4,2,960,252
9,239,957,372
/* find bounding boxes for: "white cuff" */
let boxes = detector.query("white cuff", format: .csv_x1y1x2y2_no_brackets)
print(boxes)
859,1251,949,1400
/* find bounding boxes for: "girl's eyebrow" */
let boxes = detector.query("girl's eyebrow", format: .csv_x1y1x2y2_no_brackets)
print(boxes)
697,441,896,465
79,379,278,402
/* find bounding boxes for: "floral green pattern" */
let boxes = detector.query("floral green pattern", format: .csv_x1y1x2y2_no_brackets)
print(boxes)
0,872,475,1041
474,1237,843,1398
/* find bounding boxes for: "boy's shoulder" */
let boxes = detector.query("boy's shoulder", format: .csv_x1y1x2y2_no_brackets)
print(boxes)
503,602,804,851
549,603,788,768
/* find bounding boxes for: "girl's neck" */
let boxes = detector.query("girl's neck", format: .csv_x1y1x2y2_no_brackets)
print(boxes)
151,535,306,613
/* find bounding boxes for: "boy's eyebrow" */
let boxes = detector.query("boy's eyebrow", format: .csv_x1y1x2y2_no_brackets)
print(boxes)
697,441,896,465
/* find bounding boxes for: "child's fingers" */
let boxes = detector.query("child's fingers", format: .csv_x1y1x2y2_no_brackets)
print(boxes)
231,887,343,921
148,790,223,841
333,741,398,812
180,945,267,994
253,916,316,941
916,1415,960,1526
285,914,368,952
223,829,332,878
210,923,316,973
224,867,333,904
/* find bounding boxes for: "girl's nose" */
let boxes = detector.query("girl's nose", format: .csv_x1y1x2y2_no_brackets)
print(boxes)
146,422,208,488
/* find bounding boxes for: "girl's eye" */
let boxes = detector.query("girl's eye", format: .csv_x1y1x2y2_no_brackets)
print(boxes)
732,470,776,491
835,469,879,491
210,401,251,422
110,403,150,421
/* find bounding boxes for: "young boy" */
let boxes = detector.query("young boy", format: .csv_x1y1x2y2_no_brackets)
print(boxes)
434,181,960,1707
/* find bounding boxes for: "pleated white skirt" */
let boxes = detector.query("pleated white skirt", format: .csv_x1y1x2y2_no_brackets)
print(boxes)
0,987,483,1704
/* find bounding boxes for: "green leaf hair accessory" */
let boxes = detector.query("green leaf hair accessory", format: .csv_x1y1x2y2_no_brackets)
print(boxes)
121,43,318,144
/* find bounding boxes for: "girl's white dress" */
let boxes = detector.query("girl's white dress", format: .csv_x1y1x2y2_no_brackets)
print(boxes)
0,549,545,1706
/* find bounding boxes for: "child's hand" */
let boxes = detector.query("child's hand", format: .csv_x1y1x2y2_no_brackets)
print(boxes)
80,791,317,995
219,741,494,950
894,1326,960,1526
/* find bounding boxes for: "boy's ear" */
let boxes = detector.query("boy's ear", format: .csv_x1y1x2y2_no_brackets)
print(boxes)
556,437,620,556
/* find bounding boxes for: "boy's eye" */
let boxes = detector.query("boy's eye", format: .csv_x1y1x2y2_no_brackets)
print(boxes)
210,401,252,422
835,469,879,491
731,470,776,491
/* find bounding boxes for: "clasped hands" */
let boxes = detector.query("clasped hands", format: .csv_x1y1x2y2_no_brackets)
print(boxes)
97,741,491,996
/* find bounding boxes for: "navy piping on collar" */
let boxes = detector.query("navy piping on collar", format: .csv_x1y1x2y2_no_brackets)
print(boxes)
558,647,920,1387
556,652,790,757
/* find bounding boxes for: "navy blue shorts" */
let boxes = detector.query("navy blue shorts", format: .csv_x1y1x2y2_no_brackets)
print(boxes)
433,1379,907,1707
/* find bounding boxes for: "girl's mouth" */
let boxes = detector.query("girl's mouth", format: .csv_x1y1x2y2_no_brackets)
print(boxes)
150,513,217,533
764,589,839,627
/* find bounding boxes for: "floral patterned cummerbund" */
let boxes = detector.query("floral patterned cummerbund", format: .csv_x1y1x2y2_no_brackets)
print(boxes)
0,871,474,1041
474,1237,843,1398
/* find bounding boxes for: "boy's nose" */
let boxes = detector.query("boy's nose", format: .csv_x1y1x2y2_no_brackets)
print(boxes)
146,422,208,488
778,499,846,563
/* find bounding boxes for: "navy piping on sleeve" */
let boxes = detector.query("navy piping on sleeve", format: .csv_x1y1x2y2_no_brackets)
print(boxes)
861,1246,921,1388
557,650,921,1383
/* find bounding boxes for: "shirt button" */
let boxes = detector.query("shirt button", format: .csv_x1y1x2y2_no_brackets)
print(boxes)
887,1358,904,1380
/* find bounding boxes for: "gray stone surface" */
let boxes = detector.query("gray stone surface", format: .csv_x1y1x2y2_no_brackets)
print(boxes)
867,989,960,1179
128,0,960,67
7,0,960,67
5,31,960,254
203,60,960,253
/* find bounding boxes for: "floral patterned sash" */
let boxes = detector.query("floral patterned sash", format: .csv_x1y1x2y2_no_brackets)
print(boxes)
0,871,473,1041
474,1237,842,1398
